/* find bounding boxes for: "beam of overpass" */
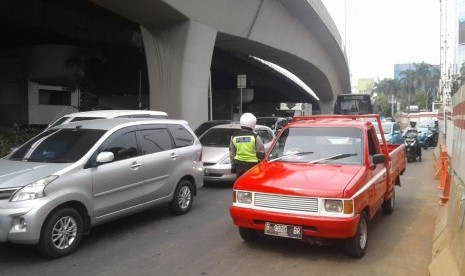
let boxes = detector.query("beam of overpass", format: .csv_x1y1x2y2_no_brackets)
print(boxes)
90,0,351,127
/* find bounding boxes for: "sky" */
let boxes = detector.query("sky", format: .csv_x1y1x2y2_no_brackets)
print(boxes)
321,0,441,84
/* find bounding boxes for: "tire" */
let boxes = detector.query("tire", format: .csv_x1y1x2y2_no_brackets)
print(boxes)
38,207,83,258
382,187,395,214
345,211,368,258
239,227,259,242
423,140,429,150
169,179,194,215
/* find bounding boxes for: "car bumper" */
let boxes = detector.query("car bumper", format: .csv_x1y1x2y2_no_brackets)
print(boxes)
0,197,57,244
230,206,359,239
203,164,236,182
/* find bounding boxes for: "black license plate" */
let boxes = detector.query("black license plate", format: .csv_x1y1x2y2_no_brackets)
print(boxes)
264,222,302,239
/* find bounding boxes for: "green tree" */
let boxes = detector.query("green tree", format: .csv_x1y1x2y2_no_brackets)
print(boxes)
64,47,106,111
399,69,418,112
373,94,390,117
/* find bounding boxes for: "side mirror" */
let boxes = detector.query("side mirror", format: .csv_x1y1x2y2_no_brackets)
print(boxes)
372,153,386,165
96,151,114,164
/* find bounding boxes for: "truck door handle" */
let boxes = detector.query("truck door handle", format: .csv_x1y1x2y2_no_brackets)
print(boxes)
130,162,142,170
170,153,178,160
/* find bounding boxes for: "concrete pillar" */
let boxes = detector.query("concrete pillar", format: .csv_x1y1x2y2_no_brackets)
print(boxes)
141,21,217,129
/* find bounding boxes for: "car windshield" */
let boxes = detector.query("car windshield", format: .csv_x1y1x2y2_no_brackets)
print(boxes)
267,127,363,164
373,123,391,134
199,128,240,147
8,128,106,163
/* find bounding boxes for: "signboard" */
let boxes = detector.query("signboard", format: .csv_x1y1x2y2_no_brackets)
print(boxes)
237,74,246,89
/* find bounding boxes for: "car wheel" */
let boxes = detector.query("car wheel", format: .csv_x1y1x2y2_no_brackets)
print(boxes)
239,227,259,242
382,188,395,214
38,207,83,258
169,179,194,215
345,211,368,258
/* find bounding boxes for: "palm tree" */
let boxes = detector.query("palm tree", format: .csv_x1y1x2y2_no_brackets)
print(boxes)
425,67,440,110
399,69,418,112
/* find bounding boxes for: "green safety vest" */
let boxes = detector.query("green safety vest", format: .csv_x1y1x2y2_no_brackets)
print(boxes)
232,132,258,162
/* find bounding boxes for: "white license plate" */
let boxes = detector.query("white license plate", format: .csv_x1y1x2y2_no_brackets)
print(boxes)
264,222,302,239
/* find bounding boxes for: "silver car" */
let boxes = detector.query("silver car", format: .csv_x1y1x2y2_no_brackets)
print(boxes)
199,123,275,183
0,118,203,258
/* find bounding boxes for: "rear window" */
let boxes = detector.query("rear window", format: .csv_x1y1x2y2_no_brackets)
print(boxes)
167,124,195,147
139,128,174,154
200,128,239,147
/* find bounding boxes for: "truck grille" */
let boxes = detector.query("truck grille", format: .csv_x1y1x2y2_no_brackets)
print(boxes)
0,188,19,200
254,193,319,213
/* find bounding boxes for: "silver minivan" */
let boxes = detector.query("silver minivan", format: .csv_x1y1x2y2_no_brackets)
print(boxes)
0,118,203,258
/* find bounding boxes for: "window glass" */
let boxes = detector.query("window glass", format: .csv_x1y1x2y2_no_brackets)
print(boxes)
9,128,105,163
200,128,239,147
139,128,173,154
101,131,138,161
257,129,271,143
167,124,195,147
368,129,379,155
267,127,362,164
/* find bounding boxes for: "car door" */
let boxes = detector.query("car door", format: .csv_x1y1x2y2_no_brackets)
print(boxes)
91,126,145,219
137,124,177,203
367,128,388,213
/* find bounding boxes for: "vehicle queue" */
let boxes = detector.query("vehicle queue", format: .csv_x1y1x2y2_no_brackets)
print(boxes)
0,110,436,258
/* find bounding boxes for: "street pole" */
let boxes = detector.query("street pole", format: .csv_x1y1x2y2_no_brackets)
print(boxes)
240,87,243,116
237,74,246,117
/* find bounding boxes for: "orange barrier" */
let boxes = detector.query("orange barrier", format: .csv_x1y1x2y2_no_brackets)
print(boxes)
437,145,448,189
437,145,451,206
434,157,442,180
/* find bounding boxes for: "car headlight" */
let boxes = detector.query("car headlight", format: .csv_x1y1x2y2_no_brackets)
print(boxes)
10,175,58,202
324,199,353,214
220,155,231,164
236,191,253,204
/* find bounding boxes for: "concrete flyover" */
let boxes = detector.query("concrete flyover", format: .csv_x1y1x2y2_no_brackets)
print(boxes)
90,0,351,128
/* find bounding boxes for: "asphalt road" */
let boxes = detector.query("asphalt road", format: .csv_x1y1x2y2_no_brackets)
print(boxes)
0,149,441,276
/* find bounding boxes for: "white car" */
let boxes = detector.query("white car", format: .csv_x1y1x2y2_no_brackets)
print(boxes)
199,123,275,183
46,110,168,130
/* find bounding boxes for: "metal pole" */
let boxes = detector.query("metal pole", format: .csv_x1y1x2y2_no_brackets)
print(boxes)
240,88,243,116
209,71,213,120
138,69,142,110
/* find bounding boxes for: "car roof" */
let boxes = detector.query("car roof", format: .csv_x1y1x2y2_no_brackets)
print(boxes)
51,118,187,131
290,117,373,129
62,109,168,118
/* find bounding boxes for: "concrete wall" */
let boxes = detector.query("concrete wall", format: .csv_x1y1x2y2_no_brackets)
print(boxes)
429,87,465,275
0,45,79,125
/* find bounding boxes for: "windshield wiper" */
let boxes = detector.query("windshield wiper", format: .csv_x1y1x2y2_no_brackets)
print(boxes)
309,153,358,164
268,151,314,162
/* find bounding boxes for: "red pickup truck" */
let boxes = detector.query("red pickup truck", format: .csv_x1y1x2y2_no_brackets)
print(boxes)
229,115,406,258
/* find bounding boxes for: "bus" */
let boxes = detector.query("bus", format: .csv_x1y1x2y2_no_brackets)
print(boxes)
333,94,373,115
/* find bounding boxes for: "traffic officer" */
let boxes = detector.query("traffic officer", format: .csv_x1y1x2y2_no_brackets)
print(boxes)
229,113,266,178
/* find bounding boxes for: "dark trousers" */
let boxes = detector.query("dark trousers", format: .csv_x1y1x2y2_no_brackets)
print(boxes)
234,160,258,179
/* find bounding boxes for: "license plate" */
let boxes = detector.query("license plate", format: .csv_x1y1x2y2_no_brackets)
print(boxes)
264,222,302,239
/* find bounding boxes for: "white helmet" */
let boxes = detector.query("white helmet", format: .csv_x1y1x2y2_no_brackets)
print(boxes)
240,113,256,130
